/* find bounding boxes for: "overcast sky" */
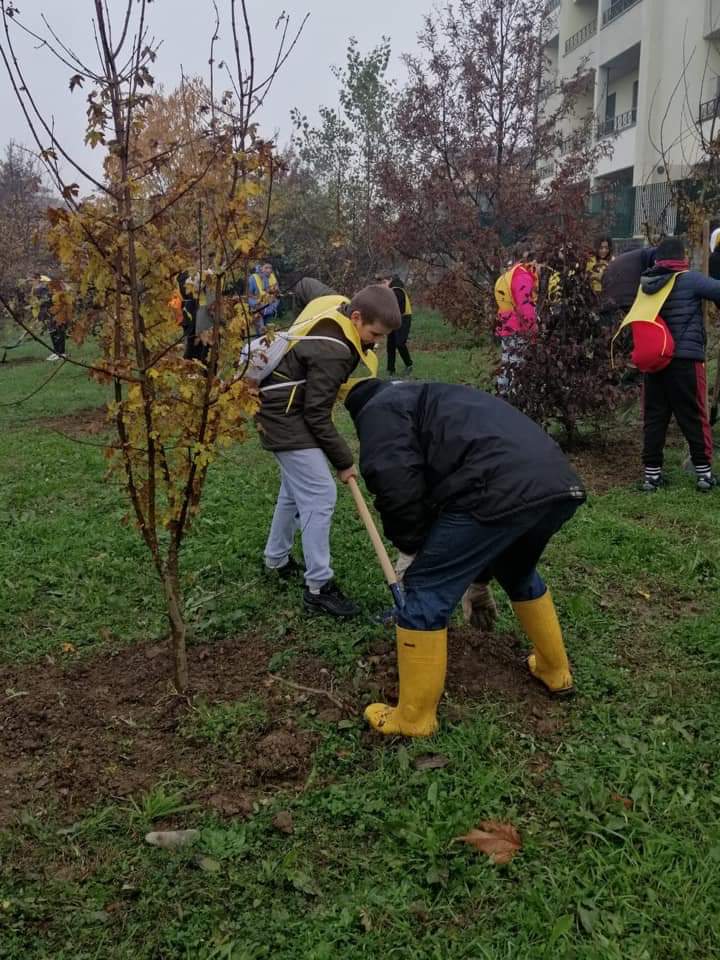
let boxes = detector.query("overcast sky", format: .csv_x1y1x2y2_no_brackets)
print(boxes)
2,0,429,181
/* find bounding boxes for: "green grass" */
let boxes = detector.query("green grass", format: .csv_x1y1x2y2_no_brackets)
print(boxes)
180,695,270,750
2,310,720,958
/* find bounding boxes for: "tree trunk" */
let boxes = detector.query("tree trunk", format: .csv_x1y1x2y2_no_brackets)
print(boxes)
163,558,188,693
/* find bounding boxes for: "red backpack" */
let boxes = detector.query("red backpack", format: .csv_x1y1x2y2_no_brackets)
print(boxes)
612,273,685,374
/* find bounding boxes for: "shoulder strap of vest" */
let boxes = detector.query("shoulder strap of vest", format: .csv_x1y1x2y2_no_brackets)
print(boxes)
613,272,685,339
285,306,375,370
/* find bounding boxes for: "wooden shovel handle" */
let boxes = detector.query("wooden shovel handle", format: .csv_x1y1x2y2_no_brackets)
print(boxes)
347,476,399,587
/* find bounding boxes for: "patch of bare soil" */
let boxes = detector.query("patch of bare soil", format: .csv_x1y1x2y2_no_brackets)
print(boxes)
569,430,643,495
0,627,567,827
32,406,108,438
568,418,695,495
0,637,322,827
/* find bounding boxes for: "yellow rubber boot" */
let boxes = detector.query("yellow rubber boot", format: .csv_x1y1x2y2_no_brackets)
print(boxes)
512,591,575,697
364,626,447,737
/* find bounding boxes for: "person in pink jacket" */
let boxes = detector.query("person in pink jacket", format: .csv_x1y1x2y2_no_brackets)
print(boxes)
494,260,539,394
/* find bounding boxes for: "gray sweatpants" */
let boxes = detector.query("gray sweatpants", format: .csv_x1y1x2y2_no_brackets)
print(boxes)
264,448,336,590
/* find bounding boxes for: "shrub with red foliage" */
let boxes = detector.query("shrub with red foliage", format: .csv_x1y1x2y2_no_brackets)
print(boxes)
506,261,625,448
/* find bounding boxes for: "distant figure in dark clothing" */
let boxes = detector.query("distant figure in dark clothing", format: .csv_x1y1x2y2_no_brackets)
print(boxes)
178,270,201,362
30,273,65,361
376,273,413,376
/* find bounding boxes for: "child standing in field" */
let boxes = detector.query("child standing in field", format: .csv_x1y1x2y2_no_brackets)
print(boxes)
376,273,413,376
257,285,401,618
635,237,720,493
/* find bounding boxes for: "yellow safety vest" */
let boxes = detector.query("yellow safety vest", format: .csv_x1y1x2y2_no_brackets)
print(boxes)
395,285,412,316
251,271,279,301
290,294,379,404
494,264,523,312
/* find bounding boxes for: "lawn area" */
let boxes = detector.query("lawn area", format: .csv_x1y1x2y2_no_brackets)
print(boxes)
1,311,720,959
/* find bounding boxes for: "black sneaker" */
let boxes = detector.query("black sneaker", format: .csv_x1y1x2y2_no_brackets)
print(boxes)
640,475,664,493
266,556,304,580
304,580,360,618
403,365,414,377
696,474,718,493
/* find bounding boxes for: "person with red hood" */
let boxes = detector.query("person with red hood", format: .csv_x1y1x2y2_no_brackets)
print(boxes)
638,237,720,493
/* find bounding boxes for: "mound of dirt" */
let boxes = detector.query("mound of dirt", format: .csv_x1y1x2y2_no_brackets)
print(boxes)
0,625,566,827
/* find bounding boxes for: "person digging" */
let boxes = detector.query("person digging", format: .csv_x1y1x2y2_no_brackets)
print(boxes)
344,378,586,737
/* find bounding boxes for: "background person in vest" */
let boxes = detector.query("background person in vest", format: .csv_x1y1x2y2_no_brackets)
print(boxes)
248,262,280,335
638,237,720,493
376,273,413,376
344,378,585,737
258,285,401,618
586,236,614,295
494,258,540,396
178,269,201,361
30,273,65,361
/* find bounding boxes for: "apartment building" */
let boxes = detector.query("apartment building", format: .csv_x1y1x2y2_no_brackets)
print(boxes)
540,0,720,241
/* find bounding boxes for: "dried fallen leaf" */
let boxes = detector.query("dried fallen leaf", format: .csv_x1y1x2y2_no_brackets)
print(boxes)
61,643,76,654
610,793,633,809
636,589,651,601
453,820,521,865
414,753,450,772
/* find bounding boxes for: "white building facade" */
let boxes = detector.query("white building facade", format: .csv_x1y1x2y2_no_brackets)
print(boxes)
541,0,720,241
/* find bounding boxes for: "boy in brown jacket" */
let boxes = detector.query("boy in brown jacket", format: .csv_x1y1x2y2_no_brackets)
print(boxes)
258,284,400,616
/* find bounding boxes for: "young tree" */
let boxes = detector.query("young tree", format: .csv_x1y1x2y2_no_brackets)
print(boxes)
0,0,306,691
380,0,603,330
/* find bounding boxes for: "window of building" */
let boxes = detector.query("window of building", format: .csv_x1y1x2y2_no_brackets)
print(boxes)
605,91,616,121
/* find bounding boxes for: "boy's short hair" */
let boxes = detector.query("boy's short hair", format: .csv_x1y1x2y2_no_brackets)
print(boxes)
656,237,686,260
349,284,401,330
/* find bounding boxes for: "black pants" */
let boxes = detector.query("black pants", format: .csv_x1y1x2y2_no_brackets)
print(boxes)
48,325,65,355
387,315,412,372
643,359,713,467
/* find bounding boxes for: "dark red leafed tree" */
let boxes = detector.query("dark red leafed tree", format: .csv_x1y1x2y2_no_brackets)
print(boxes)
380,0,604,330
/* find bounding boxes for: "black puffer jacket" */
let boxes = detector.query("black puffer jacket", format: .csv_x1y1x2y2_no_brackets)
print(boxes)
640,267,720,361
601,246,656,314
290,277,336,310
346,380,585,554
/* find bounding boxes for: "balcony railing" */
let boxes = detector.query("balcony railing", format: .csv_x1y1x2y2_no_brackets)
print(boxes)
602,0,642,27
537,162,555,180
544,0,561,13
597,108,637,138
564,19,597,54
699,96,720,123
